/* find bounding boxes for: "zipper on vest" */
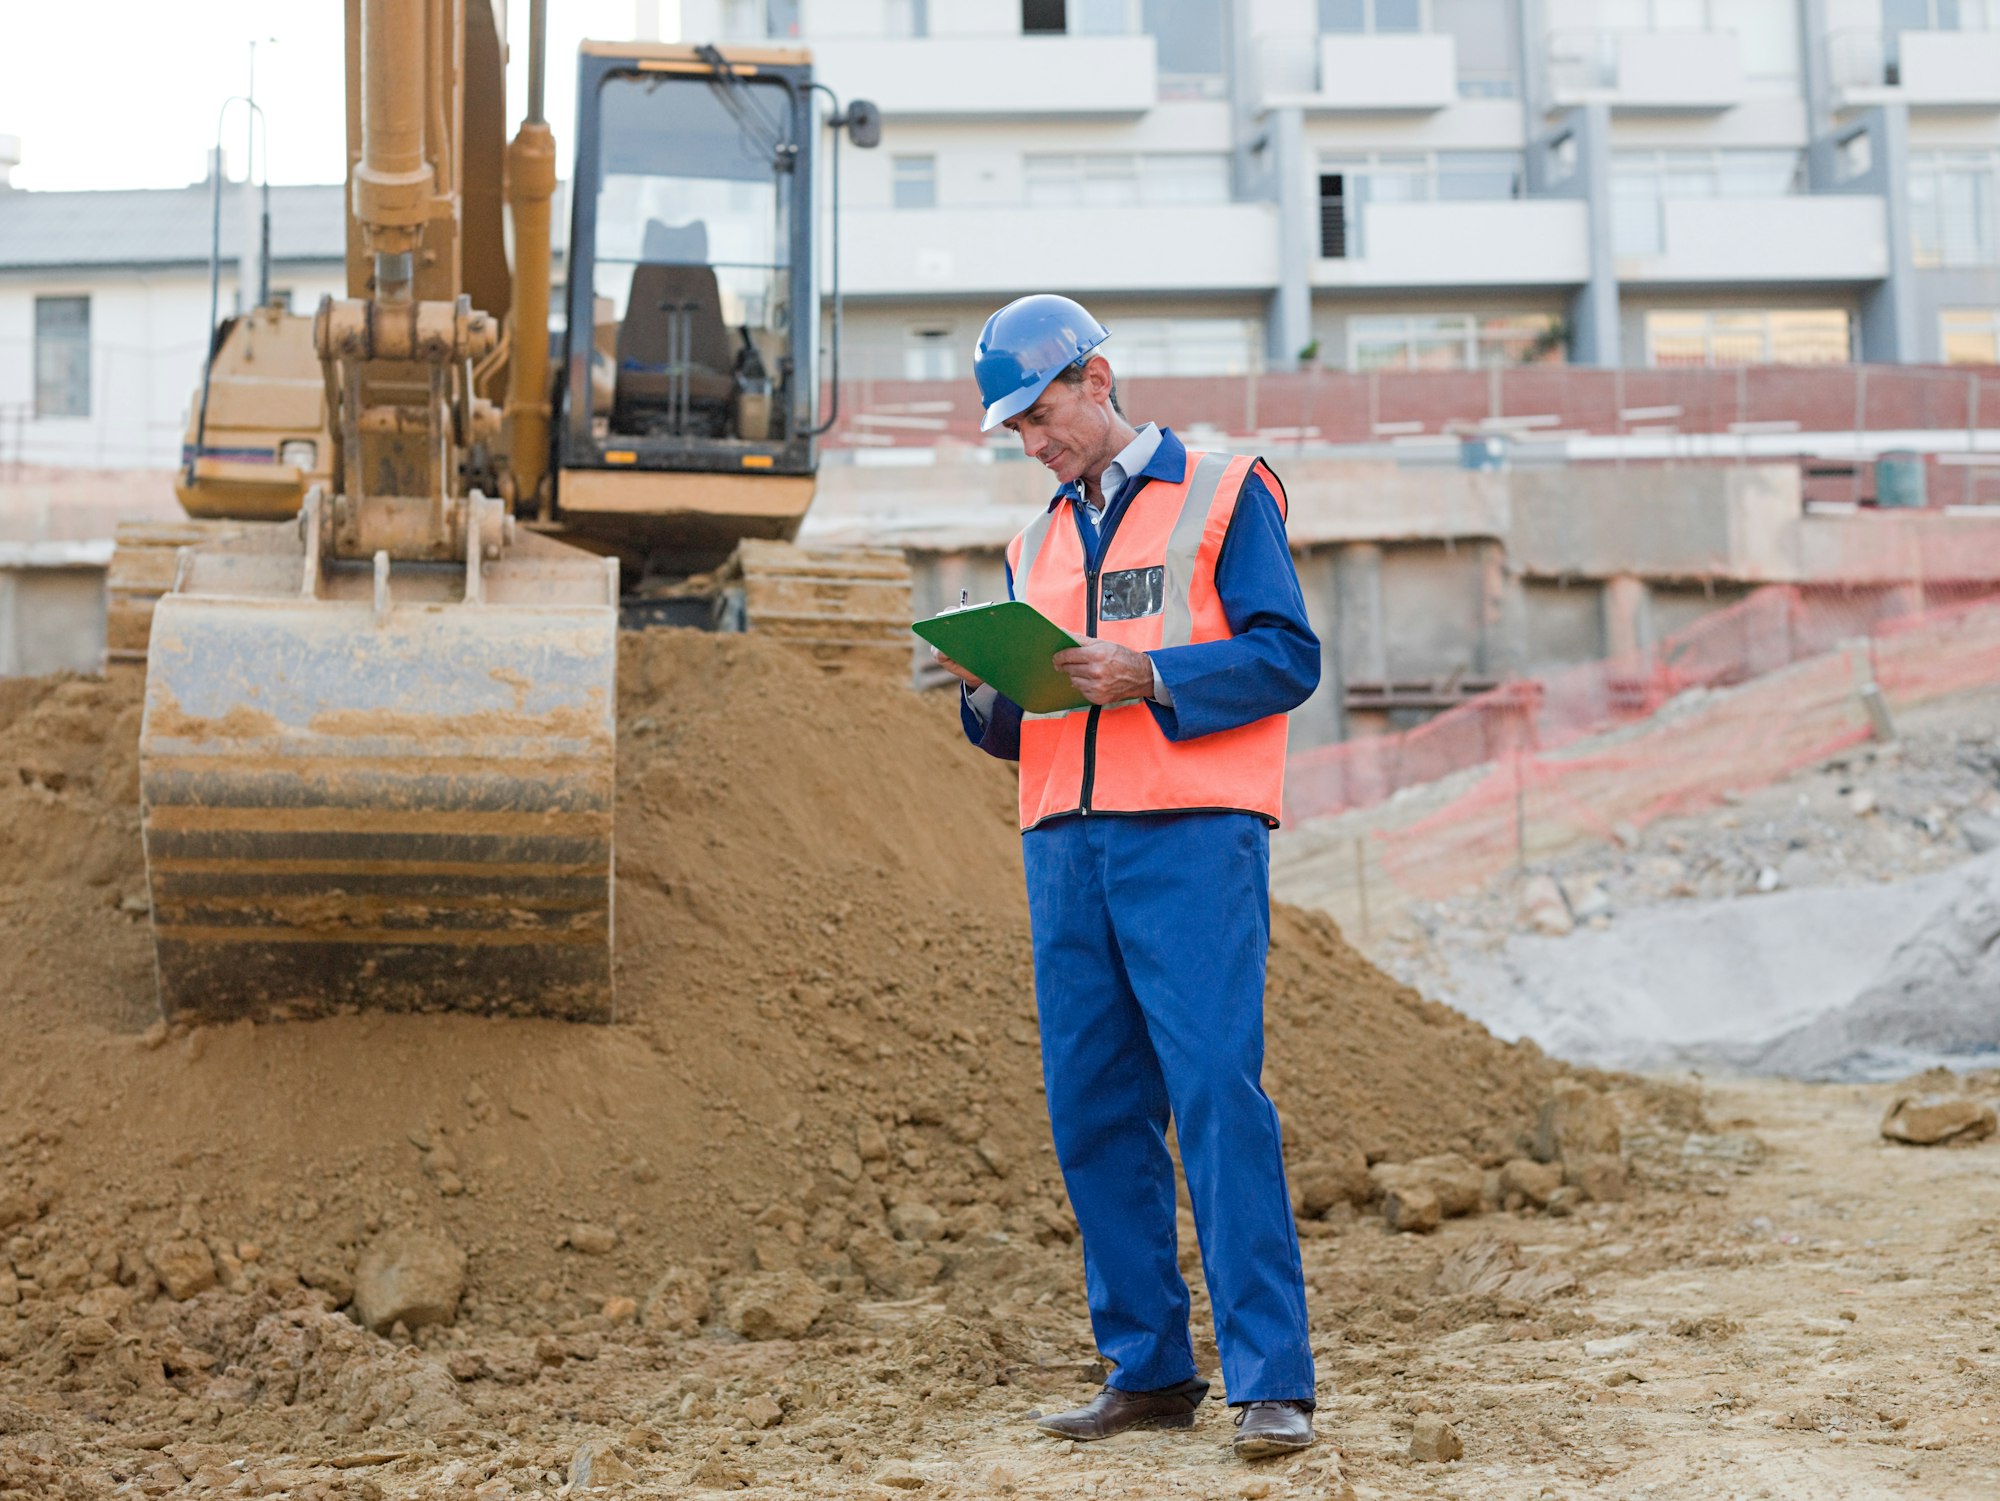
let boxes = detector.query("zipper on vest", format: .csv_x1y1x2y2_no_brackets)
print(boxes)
1079,563,1101,814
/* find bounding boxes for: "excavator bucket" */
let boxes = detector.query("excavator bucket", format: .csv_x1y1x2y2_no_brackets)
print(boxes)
138,522,619,1024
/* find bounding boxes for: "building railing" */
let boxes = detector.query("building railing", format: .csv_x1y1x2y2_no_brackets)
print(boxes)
1827,21,2000,89
822,363,2000,460
1545,27,1623,91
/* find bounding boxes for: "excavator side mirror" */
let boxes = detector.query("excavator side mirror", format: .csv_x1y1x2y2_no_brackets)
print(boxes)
844,99,881,149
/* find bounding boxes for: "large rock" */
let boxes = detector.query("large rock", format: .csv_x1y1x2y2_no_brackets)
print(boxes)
147,1239,218,1301
1291,1147,1371,1218
848,1228,943,1299
1406,1154,1485,1217
1533,1081,1621,1165
1881,1094,1998,1146
887,1200,945,1244
1370,1154,1482,1220
725,1270,824,1341
1409,1413,1463,1462
1567,1153,1629,1201
1381,1183,1440,1234
1520,874,1571,935
642,1265,711,1335
1498,1158,1563,1209
0,1189,45,1234
352,1230,467,1333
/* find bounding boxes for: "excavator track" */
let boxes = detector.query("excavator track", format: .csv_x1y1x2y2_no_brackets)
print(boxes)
114,531,914,681
713,540,914,677
103,519,247,672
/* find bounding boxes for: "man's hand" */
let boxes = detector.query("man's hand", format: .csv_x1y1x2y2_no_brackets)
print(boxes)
1053,639,1155,706
932,650,983,690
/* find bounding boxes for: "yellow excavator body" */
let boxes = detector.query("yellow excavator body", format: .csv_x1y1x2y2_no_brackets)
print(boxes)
131,1,903,1024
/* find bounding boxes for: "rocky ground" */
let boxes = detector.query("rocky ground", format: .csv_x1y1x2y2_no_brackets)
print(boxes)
5,646,1997,1498
1390,686,2000,964
4,1073,1996,1499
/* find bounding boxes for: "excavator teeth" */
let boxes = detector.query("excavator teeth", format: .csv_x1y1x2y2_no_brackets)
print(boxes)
140,577,617,1024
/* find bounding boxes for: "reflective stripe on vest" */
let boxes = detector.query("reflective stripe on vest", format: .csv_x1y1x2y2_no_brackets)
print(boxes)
1002,450,1292,831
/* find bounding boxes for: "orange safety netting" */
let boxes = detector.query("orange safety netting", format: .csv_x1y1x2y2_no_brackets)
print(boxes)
1285,580,2000,826
1287,586,2000,905
1372,651,1876,901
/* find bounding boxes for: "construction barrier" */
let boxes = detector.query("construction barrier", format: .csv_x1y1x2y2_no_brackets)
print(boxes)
1275,585,2000,925
1285,580,2000,826
826,363,2000,458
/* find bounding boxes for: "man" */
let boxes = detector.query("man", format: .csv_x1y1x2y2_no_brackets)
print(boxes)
937,294,1321,1460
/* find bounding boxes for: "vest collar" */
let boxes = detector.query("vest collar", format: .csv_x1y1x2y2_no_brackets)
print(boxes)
1045,426,1189,514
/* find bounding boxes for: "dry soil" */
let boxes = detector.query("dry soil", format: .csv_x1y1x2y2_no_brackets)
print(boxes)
0,632,1610,1497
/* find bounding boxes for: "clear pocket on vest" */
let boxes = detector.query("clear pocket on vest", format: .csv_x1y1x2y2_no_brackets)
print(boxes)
1099,565,1165,622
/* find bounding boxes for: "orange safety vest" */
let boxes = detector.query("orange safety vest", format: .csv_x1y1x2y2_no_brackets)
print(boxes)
1006,450,1291,833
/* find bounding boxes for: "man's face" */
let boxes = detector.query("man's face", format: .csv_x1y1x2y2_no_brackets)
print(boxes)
1002,359,1115,487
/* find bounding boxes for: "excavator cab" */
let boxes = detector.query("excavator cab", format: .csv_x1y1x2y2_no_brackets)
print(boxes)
571,47,813,469
550,45,882,576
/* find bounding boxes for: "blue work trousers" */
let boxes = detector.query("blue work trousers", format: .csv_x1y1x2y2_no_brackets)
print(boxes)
1022,810,1315,1404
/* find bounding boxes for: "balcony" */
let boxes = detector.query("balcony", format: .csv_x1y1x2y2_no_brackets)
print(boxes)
1614,197,1889,285
1829,28,2000,109
806,35,1157,120
1547,29,1744,112
1311,200,1590,288
1313,33,1456,111
841,203,1279,297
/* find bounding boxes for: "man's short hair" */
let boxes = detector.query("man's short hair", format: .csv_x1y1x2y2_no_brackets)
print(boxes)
1053,357,1124,418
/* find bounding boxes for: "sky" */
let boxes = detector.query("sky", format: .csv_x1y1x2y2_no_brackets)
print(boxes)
0,1,679,193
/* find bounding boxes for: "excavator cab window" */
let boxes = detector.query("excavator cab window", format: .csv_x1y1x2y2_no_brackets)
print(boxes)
566,54,814,476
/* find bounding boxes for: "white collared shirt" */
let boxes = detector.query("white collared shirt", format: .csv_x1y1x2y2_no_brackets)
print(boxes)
1075,422,1163,529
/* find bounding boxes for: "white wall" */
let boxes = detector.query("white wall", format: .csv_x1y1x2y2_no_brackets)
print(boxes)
0,262,343,470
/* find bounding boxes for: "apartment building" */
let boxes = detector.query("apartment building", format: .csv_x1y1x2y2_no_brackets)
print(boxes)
0,144,345,470
679,0,2000,382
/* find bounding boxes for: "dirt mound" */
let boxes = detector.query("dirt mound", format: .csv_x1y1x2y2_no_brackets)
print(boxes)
0,632,1571,1477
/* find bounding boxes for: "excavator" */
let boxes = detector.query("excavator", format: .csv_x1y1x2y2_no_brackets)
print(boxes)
119,0,905,1025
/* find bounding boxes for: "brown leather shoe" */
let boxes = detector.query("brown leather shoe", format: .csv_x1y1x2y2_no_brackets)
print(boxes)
1232,1399,1315,1458
1034,1378,1211,1441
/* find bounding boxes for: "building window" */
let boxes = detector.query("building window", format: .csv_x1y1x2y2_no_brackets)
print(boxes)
884,0,929,37
1942,308,2000,364
1645,309,1851,367
718,0,801,39
1909,151,2000,269
1610,150,1803,256
904,326,957,380
1024,153,1229,208
892,155,936,210
1023,0,1135,33
1316,152,1524,258
1348,313,1562,371
1320,0,1423,33
1111,318,1260,376
1885,0,2000,31
34,295,90,418
1072,0,1135,32
1146,0,1226,97
1555,1,1799,85
1023,0,1067,31
1434,0,1518,98
1318,174,1349,257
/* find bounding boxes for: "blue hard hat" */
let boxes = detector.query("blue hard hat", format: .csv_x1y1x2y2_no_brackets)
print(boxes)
973,295,1111,433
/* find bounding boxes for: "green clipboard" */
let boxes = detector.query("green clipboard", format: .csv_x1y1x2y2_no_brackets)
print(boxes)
912,601,1087,714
